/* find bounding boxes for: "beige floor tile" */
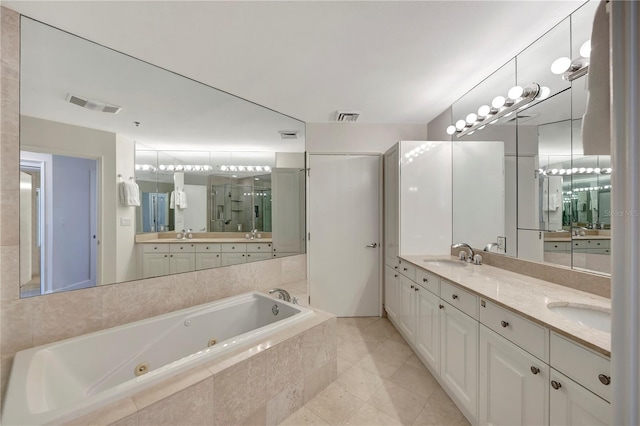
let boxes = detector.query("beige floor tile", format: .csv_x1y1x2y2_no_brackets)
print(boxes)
305,383,365,425
368,381,428,426
337,357,354,376
388,363,439,400
404,354,425,369
279,407,329,426
344,402,402,426
335,365,386,401
355,351,404,379
412,388,469,426
336,317,380,329
370,339,414,365
337,339,378,365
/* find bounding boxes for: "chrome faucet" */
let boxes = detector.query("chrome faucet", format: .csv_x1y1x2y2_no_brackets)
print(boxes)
251,229,258,239
452,243,474,261
269,288,292,302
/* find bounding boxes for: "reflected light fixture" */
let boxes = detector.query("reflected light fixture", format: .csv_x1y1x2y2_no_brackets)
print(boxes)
551,40,591,82
447,82,544,138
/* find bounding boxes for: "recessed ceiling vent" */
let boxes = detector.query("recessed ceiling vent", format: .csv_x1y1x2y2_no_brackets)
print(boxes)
66,94,122,114
335,110,361,122
278,130,299,139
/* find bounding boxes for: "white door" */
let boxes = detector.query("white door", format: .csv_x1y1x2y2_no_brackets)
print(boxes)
309,154,380,317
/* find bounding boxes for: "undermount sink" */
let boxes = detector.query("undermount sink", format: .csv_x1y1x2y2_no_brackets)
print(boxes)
547,303,611,333
423,259,467,268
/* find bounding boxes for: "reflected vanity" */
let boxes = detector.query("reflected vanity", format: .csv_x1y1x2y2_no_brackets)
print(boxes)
18,17,306,297
448,0,608,275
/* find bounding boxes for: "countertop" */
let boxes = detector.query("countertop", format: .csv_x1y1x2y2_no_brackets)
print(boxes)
545,235,611,242
137,238,273,244
401,255,611,357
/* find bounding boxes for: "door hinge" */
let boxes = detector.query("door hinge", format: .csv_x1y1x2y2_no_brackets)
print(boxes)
308,232,311,241
307,168,311,177
308,296,311,304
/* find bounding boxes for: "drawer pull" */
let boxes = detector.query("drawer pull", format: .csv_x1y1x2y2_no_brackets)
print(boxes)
394,266,398,269
439,304,444,309
598,374,611,386
394,274,398,278
423,278,429,283
414,287,419,292
530,366,540,375
551,380,562,390
501,320,509,328
404,267,408,271
410,285,415,289
452,294,459,300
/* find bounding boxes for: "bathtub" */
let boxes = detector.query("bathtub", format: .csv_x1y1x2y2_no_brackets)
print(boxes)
2,291,314,425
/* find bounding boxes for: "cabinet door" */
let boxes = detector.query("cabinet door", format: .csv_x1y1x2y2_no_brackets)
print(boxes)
246,252,271,263
383,145,399,267
143,253,170,278
440,301,478,422
398,275,416,341
479,326,549,426
549,369,611,426
384,266,399,321
221,252,246,266
170,253,195,273
195,253,221,270
415,286,440,374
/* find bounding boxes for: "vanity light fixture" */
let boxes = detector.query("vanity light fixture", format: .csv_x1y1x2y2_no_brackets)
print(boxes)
539,167,612,176
154,164,213,172
218,165,272,173
550,39,590,82
448,83,546,138
134,164,157,172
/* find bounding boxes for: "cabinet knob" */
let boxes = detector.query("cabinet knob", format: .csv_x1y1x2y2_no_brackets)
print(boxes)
439,304,444,309
530,366,540,375
403,267,408,271
598,374,611,386
551,380,562,390
414,287,419,292
423,278,428,283
452,294,458,300
164,254,167,258
394,266,398,270
501,320,509,328
410,285,415,289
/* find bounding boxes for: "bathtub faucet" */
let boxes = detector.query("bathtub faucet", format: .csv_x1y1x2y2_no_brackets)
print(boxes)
269,288,292,303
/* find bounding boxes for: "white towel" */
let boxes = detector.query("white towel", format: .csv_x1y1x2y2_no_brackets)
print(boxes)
590,190,599,210
178,190,187,209
119,181,140,207
170,191,175,209
582,0,610,155
549,193,559,211
170,190,188,209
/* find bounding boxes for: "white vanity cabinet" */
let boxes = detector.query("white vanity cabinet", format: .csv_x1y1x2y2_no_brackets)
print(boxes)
414,284,440,374
549,369,611,425
479,325,549,426
169,243,196,274
221,243,247,266
398,275,417,341
195,244,221,270
439,300,479,421
384,266,400,321
383,144,399,267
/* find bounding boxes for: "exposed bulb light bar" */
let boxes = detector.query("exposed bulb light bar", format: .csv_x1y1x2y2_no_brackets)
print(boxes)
156,164,212,172
551,40,591,82
447,83,543,138
219,165,272,173
540,167,612,176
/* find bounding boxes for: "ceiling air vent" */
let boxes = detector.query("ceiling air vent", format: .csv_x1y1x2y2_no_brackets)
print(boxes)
66,94,122,114
335,110,361,122
278,130,299,139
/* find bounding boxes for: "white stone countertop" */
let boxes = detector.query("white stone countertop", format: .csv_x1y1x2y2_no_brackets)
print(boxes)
401,255,611,357
544,235,611,242
137,238,273,244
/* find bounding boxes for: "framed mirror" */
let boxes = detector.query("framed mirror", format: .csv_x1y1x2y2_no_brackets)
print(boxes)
19,17,306,298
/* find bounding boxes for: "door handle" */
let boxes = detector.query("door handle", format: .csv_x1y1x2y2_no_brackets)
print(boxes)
366,243,378,248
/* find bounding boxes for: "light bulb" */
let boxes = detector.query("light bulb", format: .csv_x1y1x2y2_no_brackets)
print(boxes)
580,40,591,58
455,119,466,130
559,169,566,175
255,166,263,172
466,113,478,124
230,166,237,171
142,165,150,171
551,57,572,74
579,167,586,173
538,86,551,100
551,169,559,174
238,166,245,171
265,166,271,171
508,86,524,100
185,165,193,171
565,169,572,175
477,105,491,117
176,165,184,171
159,165,166,171
586,167,593,173
134,164,141,170
446,125,457,135
594,167,601,174
220,165,227,171
194,165,201,171
572,168,578,174
492,96,506,108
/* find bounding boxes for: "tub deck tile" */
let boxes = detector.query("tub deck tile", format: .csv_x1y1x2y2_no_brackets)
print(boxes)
63,397,138,426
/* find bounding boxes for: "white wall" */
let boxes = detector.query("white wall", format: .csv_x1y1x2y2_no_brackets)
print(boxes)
115,134,138,283
306,122,428,153
21,115,118,284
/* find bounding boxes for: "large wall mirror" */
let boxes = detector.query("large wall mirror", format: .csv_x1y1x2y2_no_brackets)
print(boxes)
19,18,306,298
450,0,609,275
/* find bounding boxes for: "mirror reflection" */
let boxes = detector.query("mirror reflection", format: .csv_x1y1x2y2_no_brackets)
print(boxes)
450,0,608,275
19,18,306,298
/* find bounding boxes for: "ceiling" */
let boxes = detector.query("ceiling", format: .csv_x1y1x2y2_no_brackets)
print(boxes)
5,0,586,127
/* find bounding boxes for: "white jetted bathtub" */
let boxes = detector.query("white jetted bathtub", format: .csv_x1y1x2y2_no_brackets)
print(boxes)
2,291,313,425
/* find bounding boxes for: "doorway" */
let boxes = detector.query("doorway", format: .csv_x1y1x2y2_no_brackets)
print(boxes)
308,154,381,316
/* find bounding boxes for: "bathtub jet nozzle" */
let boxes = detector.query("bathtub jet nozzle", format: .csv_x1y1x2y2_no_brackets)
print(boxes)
134,362,150,377
208,338,217,347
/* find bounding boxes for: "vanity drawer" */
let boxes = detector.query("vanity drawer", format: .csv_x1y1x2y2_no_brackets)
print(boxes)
246,242,272,252
221,243,247,253
586,239,610,249
572,240,588,249
170,243,196,253
142,244,170,253
397,259,416,281
480,299,549,362
440,280,477,319
415,269,439,295
195,243,221,253
544,241,571,252
550,332,611,402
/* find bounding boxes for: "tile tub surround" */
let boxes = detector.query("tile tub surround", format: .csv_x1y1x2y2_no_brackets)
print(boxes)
281,317,469,426
451,246,611,298
405,254,611,356
63,309,337,426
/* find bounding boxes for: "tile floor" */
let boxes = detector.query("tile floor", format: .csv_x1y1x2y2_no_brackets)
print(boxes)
279,316,469,426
